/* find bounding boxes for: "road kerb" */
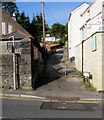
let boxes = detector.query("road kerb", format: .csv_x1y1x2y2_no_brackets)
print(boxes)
1,93,46,100
4,94,20,97
80,98,103,101
20,95,46,99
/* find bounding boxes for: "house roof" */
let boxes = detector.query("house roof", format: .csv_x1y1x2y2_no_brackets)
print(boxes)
0,31,33,40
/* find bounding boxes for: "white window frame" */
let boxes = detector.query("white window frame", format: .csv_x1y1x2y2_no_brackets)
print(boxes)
2,22,6,35
8,24,12,34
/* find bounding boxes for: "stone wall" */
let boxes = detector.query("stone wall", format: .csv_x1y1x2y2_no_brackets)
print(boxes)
0,38,44,90
0,40,13,88
19,38,32,90
1,38,32,89
2,54,13,88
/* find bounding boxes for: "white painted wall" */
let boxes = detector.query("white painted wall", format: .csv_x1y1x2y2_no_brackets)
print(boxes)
75,0,104,90
45,36,59,42
68,3,89,59
81,0,103,40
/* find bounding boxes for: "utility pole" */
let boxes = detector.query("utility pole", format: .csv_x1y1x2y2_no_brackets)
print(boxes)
42,2,46,48
42,2,46,62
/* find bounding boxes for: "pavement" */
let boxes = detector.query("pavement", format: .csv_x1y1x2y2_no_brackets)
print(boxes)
1,83,102,102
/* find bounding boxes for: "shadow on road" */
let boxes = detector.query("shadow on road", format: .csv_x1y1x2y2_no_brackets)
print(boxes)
35,49,75,88
35,50,63,88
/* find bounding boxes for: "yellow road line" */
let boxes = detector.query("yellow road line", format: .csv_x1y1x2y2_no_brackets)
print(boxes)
42,99,99,103
76,101,98,104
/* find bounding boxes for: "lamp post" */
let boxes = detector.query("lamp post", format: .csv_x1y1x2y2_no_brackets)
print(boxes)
8,36,16,90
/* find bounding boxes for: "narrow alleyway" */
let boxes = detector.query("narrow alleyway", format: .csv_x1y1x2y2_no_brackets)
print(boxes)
37,49,64,86
35,48,100,99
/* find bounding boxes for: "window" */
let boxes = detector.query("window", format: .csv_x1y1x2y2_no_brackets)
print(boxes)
8,24,12,34
2,22,6,35
92,35,97,51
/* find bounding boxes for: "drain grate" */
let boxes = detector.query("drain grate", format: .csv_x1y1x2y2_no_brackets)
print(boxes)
40,102,97,111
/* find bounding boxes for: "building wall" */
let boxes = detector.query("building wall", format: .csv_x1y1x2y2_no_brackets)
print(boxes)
68,3,89,59
0,8,45,90
102,1,104,91
81,1,102,40
75,43,82,71
19,38,32,89
102,33,104,91
0,38,32,89
75,32,103,90
0,7,2,87
74,1,103,91
45,37,56,42
0,7,2,36
83,33,103,90
0,7,31,36
80,1,103,90
0,40,13,88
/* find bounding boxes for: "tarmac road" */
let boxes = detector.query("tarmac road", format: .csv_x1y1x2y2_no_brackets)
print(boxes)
2,97,103,119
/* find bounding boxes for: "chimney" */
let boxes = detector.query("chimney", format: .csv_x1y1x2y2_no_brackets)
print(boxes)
12,13,16,21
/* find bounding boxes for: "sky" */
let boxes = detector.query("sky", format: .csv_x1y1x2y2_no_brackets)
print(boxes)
16,2,91,28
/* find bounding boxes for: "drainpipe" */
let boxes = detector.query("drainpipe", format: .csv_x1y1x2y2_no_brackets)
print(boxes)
8,36,16,90
82,40,85,82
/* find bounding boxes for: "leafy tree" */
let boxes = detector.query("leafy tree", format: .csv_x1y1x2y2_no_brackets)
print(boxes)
49,23,68,44
51,23,66,38
29,13,49,43
45,24,50,34
59,23,68,44
17,12,30,31
2,2,19,19
65,23,68,33
59,35,68,44
29,14,43,42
